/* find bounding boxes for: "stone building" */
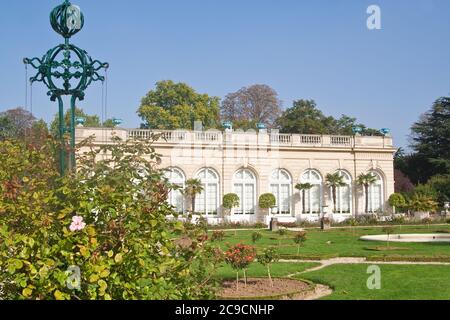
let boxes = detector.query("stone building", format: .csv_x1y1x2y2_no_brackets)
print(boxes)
76,126,396,224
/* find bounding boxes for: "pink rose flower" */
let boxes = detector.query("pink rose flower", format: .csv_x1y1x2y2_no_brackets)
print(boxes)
70,216,86,232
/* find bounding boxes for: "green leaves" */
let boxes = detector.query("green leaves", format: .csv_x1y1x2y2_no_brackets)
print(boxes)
0,137,219,300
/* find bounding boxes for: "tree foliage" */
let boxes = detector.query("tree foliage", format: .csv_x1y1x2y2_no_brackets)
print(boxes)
138,80,221,130
411,97,450,180
221,84,282,128
276,100,381,135
258,193,276,209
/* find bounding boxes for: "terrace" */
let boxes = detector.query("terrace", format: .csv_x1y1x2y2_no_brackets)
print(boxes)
76,128,395,150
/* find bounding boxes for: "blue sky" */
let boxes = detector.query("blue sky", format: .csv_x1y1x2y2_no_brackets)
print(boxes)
1,0,449,149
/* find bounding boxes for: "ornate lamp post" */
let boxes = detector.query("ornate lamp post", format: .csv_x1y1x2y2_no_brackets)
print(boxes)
24,0,109,175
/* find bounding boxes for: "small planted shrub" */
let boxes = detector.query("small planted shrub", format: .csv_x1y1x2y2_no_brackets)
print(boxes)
211,230,225,242
382,226,396,248
422,217,432,228
293,231,307,255
251,231,262,243
277,228,288,236
259,193,276,210
224,243,257,291
257,248,280,287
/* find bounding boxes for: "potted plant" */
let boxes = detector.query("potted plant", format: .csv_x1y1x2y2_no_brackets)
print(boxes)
321,217,332,230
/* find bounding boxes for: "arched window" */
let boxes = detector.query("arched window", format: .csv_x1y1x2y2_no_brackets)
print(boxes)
368,171,384,213
270,169,292,215
233,169,257,215
300,170,323,214
195,168,220,215
165,168,185,213
334,170,352,214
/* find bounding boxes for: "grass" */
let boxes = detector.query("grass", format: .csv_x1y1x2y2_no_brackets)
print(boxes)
211,225,450,260
298,264,450,300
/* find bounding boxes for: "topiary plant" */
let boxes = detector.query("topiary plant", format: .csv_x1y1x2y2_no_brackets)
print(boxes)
223,193,240,212
259,193,276,214
389,193,407,214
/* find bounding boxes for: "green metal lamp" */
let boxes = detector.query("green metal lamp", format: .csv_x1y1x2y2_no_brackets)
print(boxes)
24,0,109,175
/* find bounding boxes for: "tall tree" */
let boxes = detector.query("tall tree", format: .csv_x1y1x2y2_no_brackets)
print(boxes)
138,80,221,130
0,107,36,139
276,100,381,135
410,96,450,180
221,84,282,128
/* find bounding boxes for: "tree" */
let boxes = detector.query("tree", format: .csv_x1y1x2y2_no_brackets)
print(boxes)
389,193,407,214
138,80,221,130
259,193,276,212
0,107,37,139
223,193,240,215
276,100,381,135
382,226,395,248
394,169,414,193
427,174,450,206
257,248,279,287
410,97,450,181
293,231,307,256
184,179,204,215
357,173,378,214
221,84,282,128
224,243,256,290
295,183,313,214
326,173,347,213
50,107,101,137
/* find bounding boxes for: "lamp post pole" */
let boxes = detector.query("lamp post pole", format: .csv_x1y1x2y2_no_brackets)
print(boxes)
24,0,109,175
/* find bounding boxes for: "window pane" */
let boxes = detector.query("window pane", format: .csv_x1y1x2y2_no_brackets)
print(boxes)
207,183,217,215
245,184,255,214
234,184,243,214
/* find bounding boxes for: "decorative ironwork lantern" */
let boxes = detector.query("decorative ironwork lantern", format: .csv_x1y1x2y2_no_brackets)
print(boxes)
24,0,109,175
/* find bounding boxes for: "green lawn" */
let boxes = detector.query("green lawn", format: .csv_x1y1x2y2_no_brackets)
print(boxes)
211,225,450,260
299,264,450,300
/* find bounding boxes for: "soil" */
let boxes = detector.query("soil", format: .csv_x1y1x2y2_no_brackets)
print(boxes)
219,278,312,299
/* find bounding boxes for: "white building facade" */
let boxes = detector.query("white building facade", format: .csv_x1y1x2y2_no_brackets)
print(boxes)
76,127,396,224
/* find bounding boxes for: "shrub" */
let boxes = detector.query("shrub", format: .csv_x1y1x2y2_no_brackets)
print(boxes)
224,243,257,290
408,194,438,213
382,226,396,248
389,193,407,213
211,230,225,242
277,229,288,236
257,248,279,287
0,137,220,300
223,193,240,210
259,193,276,210
251,231,262,243
293,232,307,255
